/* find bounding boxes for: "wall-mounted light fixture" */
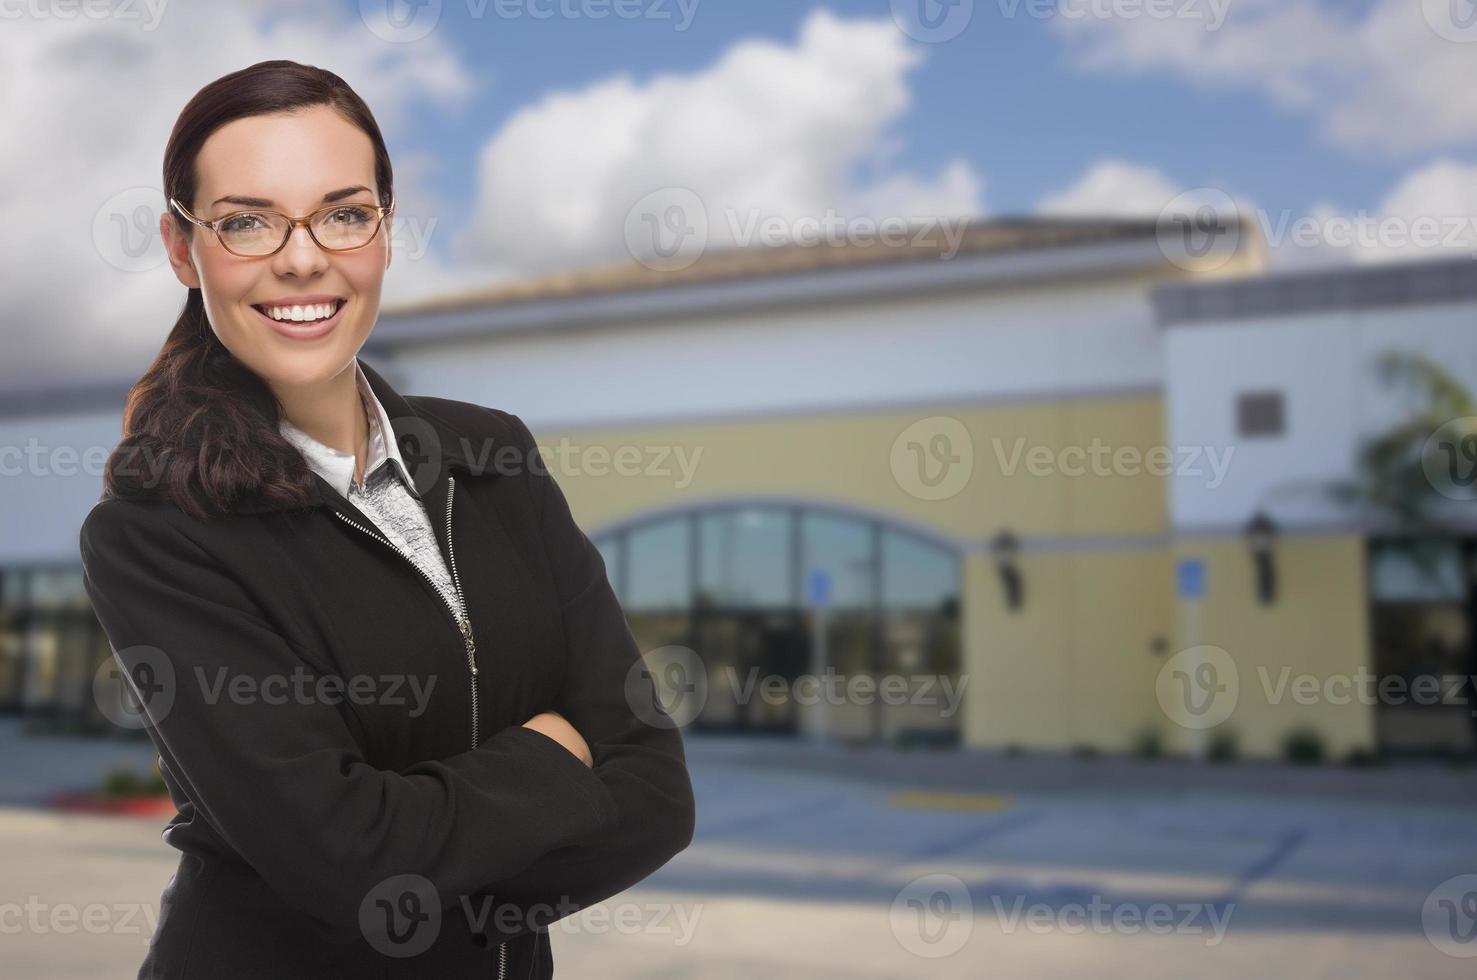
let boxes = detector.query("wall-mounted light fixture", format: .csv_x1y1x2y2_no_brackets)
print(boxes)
1244,510,1278,605
991,529,1024,611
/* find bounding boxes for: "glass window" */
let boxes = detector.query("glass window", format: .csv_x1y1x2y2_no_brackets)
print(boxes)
882,529,960,613
698,508,792,608
800,513,875,611
626,518,690,612
1369,540,1465,603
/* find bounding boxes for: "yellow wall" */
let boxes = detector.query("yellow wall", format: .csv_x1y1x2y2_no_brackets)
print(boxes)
1167,534,1375,759
538,391,1170,542
532,393,1371,758
961,549,1174,751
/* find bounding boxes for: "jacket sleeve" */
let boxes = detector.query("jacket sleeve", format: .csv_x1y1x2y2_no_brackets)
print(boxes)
467,413,696,942
78,497,620,950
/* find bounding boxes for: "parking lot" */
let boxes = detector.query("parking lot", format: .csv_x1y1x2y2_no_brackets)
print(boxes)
4,725,1477,978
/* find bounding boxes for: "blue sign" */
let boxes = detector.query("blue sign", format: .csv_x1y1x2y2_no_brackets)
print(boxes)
806,569,832,608
1177,558,1206,599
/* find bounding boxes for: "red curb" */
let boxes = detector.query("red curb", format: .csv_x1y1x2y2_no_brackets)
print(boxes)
46,790,177,817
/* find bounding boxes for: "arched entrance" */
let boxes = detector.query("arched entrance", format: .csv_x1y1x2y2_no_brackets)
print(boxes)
592,501,962,745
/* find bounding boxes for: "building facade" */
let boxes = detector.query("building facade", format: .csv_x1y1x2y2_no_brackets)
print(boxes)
5,221,1472,758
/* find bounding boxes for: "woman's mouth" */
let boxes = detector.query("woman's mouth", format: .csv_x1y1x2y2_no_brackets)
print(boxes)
251,298,348,341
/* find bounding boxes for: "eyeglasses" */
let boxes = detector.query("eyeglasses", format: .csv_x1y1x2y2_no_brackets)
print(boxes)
169,196,395,257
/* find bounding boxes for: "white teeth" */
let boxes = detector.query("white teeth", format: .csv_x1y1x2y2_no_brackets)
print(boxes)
260,301,339,322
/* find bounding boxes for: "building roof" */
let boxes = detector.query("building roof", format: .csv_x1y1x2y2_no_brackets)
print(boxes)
384,216,1166,318
367,216,1208,349
1155,254,1477,326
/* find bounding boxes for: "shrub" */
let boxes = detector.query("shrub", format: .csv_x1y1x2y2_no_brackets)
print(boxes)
1133,726,1164,759
1206,729,1238,764
1072,743,1100,759
98,767,143,798
1282,727,1325,765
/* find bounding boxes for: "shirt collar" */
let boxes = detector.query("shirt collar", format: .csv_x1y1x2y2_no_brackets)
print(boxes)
278,359,421,500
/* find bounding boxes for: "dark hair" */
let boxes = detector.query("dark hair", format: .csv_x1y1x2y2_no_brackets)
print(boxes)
102,60,394,522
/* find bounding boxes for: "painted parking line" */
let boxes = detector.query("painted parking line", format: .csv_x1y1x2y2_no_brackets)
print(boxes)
908,808,1045,860
889,791,1012,812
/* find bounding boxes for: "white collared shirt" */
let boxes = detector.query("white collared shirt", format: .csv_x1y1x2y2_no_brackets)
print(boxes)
278,361,464,621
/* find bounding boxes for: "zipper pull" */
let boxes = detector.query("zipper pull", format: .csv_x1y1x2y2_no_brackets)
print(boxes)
460,618,477,659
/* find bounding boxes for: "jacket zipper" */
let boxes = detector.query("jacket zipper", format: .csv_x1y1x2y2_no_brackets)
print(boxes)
330,476,508,975
330,475,481,747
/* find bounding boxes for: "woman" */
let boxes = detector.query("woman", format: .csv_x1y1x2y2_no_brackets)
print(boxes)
78,60,695,980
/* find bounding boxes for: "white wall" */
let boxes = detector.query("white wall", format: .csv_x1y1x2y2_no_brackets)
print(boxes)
1164,300,1477,530
383,276,1168,431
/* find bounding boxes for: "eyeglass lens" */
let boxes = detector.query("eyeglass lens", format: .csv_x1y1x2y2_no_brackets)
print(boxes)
217,206,383,255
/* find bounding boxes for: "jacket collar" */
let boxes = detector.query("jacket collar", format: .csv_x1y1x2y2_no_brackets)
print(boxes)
233,357,490,516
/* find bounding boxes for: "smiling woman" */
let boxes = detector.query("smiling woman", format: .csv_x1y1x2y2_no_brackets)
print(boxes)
84,60,695,980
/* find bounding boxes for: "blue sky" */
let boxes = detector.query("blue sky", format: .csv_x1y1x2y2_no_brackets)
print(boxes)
6,0,1475,383
388,0,1390,213
331,0,1476,283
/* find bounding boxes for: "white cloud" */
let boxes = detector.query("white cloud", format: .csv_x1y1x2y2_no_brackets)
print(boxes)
1036,160,1182,216
1051,0,1477,154
456,9,984,275
0,3,475,387
1359,159,1477,263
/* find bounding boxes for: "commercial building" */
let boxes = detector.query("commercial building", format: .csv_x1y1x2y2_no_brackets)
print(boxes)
4,219,1472,758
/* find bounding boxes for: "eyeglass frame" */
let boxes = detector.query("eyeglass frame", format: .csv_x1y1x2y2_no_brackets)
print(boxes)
168,196,396,257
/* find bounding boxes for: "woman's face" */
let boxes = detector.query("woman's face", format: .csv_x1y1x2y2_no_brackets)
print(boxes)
160,105,392,391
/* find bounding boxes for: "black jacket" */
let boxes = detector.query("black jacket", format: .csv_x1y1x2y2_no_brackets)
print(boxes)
78,358,695,979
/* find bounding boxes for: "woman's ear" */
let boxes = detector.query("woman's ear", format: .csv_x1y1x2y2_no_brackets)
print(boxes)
160,211,201,289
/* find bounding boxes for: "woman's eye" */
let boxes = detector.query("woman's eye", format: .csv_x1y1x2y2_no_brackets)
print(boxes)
325,206,373,226
221,213,268,233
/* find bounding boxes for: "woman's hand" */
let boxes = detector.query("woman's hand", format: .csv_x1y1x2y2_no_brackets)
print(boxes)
521,710,593,767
